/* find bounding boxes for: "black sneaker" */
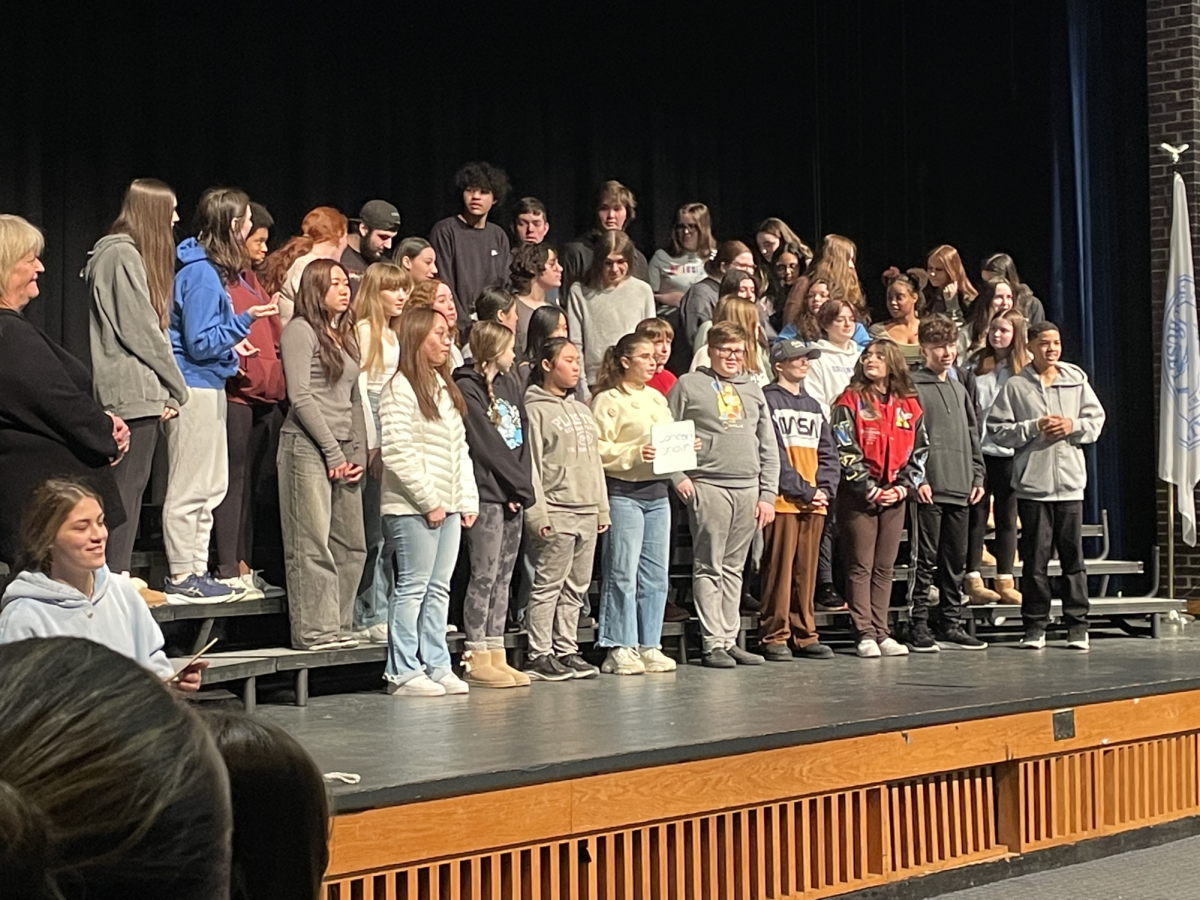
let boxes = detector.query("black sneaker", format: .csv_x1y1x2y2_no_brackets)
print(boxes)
702,647,736,669
761,643,793,662
936,625,988,651
557,653,600,679
795,642,835,660
727,646,764,666
908,623,940,653
524,654,573,682
815,583,848,611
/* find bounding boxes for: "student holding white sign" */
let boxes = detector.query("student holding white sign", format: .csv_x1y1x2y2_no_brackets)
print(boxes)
592,334,699,676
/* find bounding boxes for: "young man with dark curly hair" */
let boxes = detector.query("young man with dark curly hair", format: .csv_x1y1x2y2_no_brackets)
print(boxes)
428,161,512,332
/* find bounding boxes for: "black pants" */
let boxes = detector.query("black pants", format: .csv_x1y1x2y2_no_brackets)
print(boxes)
107,416,161,573
967,455,1018,573
912,501,969,625
1017,499,1088,630
817,506,837,586
212,401,282,579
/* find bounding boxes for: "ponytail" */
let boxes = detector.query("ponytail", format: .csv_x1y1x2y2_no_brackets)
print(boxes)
592,333,651,395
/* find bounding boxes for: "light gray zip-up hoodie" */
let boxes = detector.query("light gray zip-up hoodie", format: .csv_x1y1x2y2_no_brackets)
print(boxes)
985,361,1105,501
84,234,189,419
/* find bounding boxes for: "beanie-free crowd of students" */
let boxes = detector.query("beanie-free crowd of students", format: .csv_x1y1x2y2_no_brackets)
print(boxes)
0,164,1107,700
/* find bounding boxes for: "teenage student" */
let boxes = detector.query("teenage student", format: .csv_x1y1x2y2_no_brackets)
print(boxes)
760,340,838,661
920,244,977,325
986,321,1106,651
262,206,349,327
406,278,466,367
805,298,864,418
566,229,656,390
648,202,715,310
959,276,1014,361
636,317,678,396
831,339,928,658
165,188,277,602
592,333,684,675
522,338,609,681
561,180,651,293
379,308,479,696
678,240,756,353
352,262,413,641
981,252,1046,325
278,260,367,651
473,286,519,332
393,236,438,282
84,178,189,575
429,161,512,328
511,242,564,356
908,316,987,651
689,296,772,384
667,322,780,668
212,201,286,599
964,309,1030,604
782,234,865,329
869,273,924,367
453,321,536,687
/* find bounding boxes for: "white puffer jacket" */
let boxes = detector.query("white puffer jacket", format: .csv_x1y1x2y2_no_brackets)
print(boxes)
379,372,479,518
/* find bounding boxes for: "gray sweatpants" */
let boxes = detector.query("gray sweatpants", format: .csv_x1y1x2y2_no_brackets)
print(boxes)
278,430,367,649
687,482,758,651
463,502,523,643
163,386,227,576
525,509,597,658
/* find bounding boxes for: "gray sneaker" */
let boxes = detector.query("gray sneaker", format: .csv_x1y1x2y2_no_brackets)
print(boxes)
727,646,765,666
702,647,736,669
525,654,573,682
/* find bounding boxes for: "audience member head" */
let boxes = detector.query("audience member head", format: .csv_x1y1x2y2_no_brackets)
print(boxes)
261,206,347,295
531,337,580,392
202,711,329,900
851,339,916,401
0,214,45,313
754,217,811,266
586,229,637,289
396,306,466,420
456,162,510,222
354,262,412,377
14,477,106,583
0,637,231,900
706,321,751,378
523,305,569,363
705,239,754,279
407,278,458,333
294,259,356,384
595,180,636,231
194,187,253,286
975,308,1030,375
393,236,438,281
669,202,715,258
474,287,518,331
925,243,977,305
817,297,859,347
1027,320,1062,371
595,332,655,394
635,317,674,372
885,273,920,321
917,314,959,375
108,178,178,328
719,267,759,302
352,200,401,264
245,202,274,270
510,242,561,296
512,197,550,244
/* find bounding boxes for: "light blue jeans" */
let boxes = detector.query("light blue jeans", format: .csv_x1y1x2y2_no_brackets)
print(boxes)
597,494,670,649
353,391,391,629
383,512,461,685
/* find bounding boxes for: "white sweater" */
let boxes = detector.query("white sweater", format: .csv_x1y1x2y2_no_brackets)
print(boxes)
805,339,862,419
379,372,479,517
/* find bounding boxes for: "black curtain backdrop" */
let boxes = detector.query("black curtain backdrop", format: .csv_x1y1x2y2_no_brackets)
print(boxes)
0,1,1152,568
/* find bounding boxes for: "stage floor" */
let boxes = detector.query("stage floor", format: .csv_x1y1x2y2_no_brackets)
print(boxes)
259,632,1200,814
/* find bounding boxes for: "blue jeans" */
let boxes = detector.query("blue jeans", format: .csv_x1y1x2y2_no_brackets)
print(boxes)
383,513,461,685
597,494,670,648
353,393,391,629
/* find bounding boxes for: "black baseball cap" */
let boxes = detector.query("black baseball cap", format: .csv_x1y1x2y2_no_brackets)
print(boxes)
770,339,822,365
356,200,401,232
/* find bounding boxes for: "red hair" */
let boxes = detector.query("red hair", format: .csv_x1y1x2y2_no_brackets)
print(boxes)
260,206,348,294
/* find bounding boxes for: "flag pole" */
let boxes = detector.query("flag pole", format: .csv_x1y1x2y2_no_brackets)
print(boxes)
1168,482,1176,598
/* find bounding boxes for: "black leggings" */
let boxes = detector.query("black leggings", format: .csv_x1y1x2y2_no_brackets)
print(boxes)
967,455,1017,574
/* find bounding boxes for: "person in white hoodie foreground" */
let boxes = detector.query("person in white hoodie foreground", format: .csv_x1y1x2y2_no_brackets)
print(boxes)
0,477,204,690
804,298,864,419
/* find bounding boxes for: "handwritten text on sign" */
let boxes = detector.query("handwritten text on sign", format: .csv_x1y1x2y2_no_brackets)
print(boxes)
651,420,697,475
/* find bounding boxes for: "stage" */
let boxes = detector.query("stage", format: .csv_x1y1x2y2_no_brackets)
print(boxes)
261,631,1200,899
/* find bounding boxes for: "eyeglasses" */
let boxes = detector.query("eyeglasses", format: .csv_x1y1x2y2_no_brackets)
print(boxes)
713,347,747,359
675,224,700,234
629,352,656,362
603,258,629,268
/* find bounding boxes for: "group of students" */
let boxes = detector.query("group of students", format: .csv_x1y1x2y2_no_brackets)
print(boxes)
0,161,1109,706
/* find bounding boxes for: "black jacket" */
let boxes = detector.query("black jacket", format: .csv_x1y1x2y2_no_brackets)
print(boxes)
452,365,535,508
911,366,984,505
0,309,124,565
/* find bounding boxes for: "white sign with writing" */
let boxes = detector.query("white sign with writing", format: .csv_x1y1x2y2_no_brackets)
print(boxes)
651,420,697,475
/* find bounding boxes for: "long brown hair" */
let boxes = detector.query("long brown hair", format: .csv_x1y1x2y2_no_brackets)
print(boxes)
755,217,813,262
292,259,357,384
846,339,917,411
809,234,865,312
468,321,516,425
405,278,459,346
261,207,347,295
593,332,653,395
964,276,1014,355
973,309,1031,376
354,262,413,378
193,186,251,285
668,202,716,258
926,244,978,306
711,296,765,374
585,230,636,289
109,178,176,328
792,276,836,341
15,478,103,575
396,307,466,421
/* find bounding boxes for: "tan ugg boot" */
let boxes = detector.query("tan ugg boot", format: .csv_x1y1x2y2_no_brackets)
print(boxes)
462,646,516,688
980,546,998,567
490,648,530,686
964,572,1001,604
994,574,1023,604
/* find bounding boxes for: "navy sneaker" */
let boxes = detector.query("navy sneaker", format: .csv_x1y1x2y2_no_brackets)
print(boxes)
163,574,238,605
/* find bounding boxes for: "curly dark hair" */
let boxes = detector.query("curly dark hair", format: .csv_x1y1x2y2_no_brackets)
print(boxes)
918,313,958,347
454,161,511,204
510,242,553,294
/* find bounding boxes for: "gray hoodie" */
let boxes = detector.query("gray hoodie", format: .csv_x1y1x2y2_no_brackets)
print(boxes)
84,234,189,419
666,367,780,503
523,384,611,532
985,361,1105,501
0,566,174,679
911,367,984,505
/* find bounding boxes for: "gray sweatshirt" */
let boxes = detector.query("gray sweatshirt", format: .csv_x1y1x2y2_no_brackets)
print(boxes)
985,361,1105,501
666,368,780,503
911,367,984,505
84,234,189,419
280,318,367,469
523,384,610,532
565,278,656,387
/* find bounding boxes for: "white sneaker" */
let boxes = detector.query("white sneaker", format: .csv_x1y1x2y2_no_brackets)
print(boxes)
638,646,677,673
856,639,882,658
1018,630,1047,650
246,569,282,597
1066,632,1090,652
436,671,470,694
236,573,265,600
387,674,446,697
601,647,646,675
212,576,249,602
879,637,910,657
362,623,388,644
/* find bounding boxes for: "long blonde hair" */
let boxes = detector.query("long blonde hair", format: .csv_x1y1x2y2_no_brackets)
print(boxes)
354,262,413,378
468,321,516,426
809,234,865,314
712,296,765,375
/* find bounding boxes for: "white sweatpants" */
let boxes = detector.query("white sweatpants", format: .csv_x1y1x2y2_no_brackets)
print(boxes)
162,386,228,576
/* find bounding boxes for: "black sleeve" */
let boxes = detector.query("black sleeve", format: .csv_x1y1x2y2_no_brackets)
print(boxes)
830,401,880,501
461,381,536,507
816,415,840,498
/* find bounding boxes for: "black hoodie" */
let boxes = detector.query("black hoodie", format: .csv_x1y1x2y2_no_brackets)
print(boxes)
911,366,984,505
452,365,535,508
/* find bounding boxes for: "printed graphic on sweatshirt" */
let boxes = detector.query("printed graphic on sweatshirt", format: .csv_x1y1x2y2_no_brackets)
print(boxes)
493,397,524,450
712,381,745,428
549,409,597,452
772,408,822,447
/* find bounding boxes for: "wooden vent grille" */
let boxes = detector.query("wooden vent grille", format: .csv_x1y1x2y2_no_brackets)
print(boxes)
325,769,1003,900
1002,732,1200,852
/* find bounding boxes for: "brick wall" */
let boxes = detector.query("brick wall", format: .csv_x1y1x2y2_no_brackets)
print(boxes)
1149,1,1200,596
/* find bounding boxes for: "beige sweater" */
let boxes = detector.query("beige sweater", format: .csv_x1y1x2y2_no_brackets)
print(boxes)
591,385,674,483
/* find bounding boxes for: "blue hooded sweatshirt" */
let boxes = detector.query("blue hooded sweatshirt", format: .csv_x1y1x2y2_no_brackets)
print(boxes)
170,238,253,388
